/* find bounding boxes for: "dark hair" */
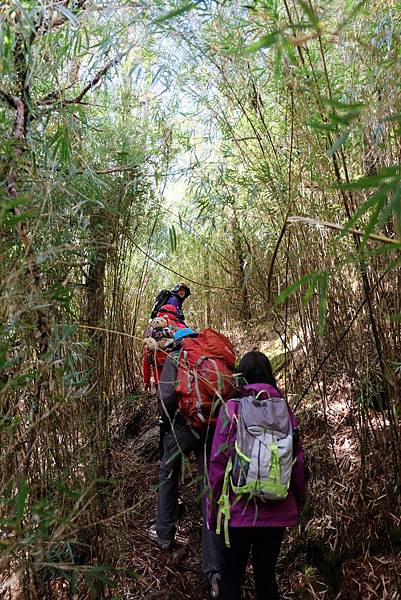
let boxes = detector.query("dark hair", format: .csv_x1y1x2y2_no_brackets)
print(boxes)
171,283,191,297
237,351,277,387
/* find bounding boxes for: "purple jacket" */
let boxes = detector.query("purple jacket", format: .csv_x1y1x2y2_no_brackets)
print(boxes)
166,294,181,311
207,383,305,529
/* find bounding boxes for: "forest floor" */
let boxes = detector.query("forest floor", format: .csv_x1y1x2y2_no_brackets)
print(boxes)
111,393,310,600
110,379,400,600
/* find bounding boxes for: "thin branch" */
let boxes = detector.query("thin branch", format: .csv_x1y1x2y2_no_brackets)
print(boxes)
39,55,122,107
33,0,88,35
119,222,239,292
287,215,401,246
293,268,390,411
267,92,295,305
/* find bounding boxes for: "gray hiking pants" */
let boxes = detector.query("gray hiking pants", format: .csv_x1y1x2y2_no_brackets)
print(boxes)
155,420,223,575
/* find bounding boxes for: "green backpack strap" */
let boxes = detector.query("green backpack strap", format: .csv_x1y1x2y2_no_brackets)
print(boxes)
216,457,233,548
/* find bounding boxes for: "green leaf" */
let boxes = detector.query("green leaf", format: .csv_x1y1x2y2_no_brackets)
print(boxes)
302,273,320,305
244,31,280,54
339,167,401,190
10,369,40,390
274,47,282,79
360,192,387,249
16,478,28,521
50,126,72,165
154,2,197,24
384,113,401,122
84,565,116,589
297,0,321,29
309,119,336,132
340,183,393,237
3,211,34,227
0,198,22,211
378,183,401,236
169,225,177,253
326,129,350,158
274,272,319,307
321,97,365,111
51,286,74,311
328,110,360,126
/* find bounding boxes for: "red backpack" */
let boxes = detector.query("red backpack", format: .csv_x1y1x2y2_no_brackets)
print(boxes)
176,329,236,431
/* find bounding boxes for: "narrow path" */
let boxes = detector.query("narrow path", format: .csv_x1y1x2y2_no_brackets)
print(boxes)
111,394,304,599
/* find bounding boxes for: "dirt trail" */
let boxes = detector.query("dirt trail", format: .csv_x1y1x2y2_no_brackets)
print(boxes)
111,319,401,600
112,393,307,600
111,383,401,600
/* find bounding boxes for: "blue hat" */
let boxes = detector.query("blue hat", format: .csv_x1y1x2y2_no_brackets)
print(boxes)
173,328,197,342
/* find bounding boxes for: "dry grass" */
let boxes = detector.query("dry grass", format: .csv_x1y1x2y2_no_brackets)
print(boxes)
106,372,400,599
3,366,398,599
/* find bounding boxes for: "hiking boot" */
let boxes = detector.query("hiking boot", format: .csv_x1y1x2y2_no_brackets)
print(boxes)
148,524,173,551
209,571,221,599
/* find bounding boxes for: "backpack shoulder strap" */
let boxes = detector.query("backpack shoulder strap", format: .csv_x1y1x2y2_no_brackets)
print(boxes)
216,456,233,548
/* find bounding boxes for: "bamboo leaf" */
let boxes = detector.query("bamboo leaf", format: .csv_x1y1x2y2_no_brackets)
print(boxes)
297,0,321,29
340,183,393,237
328,110,360,125
302,273,319,305
274,272,319,307
339,167,401,190
4,211,34,227
309,119,336,132
169,225,177,253
377,183,401,236
321,97,365,111
57,5,78,26
244,31,280,54
384,113,401,122
287,215,401,245
326,129,350,158
360,193,387,249
154,2,197,24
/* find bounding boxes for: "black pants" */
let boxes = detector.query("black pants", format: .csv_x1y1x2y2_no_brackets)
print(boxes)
220,526,285,600
155,421,223,575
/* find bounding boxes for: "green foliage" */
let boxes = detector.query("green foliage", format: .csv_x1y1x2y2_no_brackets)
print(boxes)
1,0,401,596
154,1,199,24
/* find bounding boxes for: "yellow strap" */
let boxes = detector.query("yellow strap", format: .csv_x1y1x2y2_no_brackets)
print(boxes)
223,511,230,547
216,509,222,535
216,458,232,547
234,440,251,463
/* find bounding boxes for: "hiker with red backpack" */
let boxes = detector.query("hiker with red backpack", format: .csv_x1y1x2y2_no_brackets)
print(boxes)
148,327,236,599
207,351,306,600
143,283,190,392
142,303,187,392
150,283,191,322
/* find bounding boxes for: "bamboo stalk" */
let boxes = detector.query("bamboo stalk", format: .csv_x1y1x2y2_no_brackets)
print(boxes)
287,215,401,246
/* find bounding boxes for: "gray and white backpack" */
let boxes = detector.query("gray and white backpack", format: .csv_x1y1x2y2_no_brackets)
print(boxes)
230,392,294,499
216,392,296,546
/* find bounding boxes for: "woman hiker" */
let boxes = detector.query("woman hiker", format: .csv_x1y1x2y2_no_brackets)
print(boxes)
207,351,306,600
